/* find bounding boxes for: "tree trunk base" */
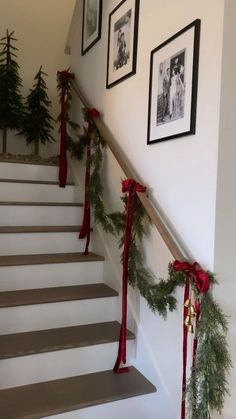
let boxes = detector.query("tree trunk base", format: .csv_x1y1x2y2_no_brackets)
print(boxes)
2,128,7,154
34,139,39,156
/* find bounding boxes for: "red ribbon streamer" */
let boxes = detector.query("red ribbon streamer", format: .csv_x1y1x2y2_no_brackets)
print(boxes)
114,179,146,373
57,70,75,188
173,260,210,419
79,108,100,255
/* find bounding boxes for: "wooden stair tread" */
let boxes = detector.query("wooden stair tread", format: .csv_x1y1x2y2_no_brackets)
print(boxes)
0,225,85,233
0,201,82,206
0,321,134,360
0,283,118,308
0,252,104,267
0,178,74,186
0,367,156,418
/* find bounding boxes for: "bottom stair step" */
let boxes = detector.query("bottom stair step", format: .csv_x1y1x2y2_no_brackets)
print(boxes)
0,367,156,419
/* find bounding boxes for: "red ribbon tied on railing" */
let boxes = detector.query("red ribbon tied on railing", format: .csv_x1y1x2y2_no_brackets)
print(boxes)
114,178,146,373
122,178,146,194
57,70,75,188
173,260,210,293
173,260,210,419
87,108,100,119
58,70,75,81
79,108,100,255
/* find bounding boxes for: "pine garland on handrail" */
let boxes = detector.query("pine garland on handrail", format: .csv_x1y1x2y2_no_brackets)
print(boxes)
56,73,231,419
57,69,77,187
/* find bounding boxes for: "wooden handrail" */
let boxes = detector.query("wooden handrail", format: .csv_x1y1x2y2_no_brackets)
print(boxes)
72,80,187,261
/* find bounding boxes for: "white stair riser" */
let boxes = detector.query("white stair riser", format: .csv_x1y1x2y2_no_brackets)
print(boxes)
0,341,134,389
0,163,59,182
47,393,158,419
0,297,118,334
0,206,83,226
0,233,89,255
0,261,103,291
0,183,81,202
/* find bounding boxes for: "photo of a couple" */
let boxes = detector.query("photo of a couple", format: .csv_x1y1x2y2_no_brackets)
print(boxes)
113,9,132,72
156,49,185,126
85,0,98,41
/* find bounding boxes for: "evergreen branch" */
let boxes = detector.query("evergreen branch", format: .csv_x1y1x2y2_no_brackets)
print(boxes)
56,69,79,146
187,292,231,418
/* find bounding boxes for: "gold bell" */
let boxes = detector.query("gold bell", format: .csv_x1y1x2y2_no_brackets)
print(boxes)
184,299,191,308
188,324,194,333
190,305,196,317
184,315,192,326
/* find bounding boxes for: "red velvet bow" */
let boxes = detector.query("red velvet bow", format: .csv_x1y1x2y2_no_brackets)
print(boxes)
122,178,146,194
173,260,210,293
57,70,75,81
87,108,100,119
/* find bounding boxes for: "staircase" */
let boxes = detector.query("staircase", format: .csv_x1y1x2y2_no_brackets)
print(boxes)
0,161,156,418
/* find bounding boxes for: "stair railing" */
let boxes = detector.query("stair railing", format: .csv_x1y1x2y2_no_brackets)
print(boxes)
68,78,231,419
71,79,187,262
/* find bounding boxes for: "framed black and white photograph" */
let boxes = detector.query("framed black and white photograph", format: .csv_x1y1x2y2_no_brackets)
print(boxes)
81,0,102,55
106,0,140,89
147,19,201,144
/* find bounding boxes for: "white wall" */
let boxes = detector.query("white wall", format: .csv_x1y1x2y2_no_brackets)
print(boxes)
70,0,224,270
68,0,228,418
214,1,236,418
0,0,76,156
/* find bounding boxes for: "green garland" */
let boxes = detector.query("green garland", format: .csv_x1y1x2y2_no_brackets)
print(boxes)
188,290,231,418
56,70,80,149
60,94,231,418
72,110,186,314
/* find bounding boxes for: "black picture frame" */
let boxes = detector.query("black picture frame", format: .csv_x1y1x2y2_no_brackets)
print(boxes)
81,0,102,55
106,0,140,89
147,19,201,145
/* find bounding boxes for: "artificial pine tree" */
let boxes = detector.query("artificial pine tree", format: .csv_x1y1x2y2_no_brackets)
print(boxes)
0,30,25,154
19,66,54,155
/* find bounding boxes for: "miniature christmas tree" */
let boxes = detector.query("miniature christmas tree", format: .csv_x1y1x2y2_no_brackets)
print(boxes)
0,29,25,153
19,66,54,155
